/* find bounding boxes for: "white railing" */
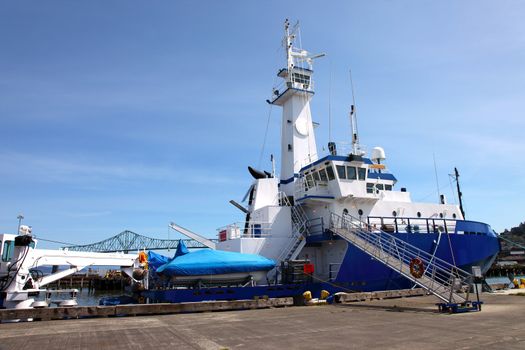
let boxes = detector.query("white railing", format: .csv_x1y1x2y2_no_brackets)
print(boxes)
216,222,272,240
367,216,458,235
323,142,367,158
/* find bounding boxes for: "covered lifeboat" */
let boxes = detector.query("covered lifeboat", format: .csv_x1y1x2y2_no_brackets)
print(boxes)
152,240,275,283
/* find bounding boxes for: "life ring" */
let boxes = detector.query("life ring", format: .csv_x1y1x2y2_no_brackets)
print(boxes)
409,257,424,279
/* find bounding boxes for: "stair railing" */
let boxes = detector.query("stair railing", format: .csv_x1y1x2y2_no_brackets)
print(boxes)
275,192,309,262
330,212,473,304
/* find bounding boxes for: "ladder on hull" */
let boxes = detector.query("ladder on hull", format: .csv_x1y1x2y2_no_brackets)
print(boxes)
329,212,473,305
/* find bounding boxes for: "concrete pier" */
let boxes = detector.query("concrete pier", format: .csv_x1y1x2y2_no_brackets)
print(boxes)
0,293,524,349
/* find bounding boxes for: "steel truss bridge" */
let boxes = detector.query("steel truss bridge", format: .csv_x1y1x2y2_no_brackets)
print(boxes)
63,230,216,253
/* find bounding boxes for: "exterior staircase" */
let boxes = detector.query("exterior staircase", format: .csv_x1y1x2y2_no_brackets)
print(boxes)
277,194,309,261
329,212,473,305
267,193,309,282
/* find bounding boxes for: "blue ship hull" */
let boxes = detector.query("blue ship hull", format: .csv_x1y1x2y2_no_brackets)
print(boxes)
142,221,500,304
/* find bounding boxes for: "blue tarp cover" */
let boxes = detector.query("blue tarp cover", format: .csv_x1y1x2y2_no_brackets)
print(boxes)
147,251,171,272
174,239,190,258
147,241,189,271
156,249,275,276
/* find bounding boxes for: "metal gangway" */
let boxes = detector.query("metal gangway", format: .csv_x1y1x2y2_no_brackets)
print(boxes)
329,212,475,307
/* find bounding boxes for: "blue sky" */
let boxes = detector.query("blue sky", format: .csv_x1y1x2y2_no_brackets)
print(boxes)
1,1,524,249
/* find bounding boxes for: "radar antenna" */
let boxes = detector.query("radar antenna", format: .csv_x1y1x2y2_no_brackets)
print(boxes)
283,19,325,75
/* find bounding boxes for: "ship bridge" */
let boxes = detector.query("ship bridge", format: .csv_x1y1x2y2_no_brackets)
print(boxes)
293,147,408,204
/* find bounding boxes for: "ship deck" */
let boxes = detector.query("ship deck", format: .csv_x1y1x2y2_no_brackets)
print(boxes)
1,292,524,349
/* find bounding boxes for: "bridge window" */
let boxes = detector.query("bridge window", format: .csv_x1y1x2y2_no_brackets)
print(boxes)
306,174,314,188
292,72,311,88
366,183,374,193
346,166,357,180
2,240,14,262
357,168,366,181
385,184,392,191
376,184,384,191
326,166,335,181
336,165,346,179
312,171,320,182
319,168,328,182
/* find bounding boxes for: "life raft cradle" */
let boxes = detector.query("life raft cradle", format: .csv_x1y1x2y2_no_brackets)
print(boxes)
328,212,482,313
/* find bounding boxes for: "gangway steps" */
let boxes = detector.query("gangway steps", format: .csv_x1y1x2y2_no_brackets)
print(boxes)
329,212,473,305
268,194,310,281
276,193,309,262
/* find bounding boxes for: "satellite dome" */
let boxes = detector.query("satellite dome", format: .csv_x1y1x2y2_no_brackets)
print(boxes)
371,147,386,163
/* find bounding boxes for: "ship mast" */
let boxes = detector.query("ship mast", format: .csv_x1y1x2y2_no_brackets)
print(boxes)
349,70,363,156
454,167,466,219
268,19,324,197
350,104,360,155
285,20,294,77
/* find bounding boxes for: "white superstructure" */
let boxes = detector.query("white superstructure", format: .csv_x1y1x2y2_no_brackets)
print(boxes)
197,20,465,279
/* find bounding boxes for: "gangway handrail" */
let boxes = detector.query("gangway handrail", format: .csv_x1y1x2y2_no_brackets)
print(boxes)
335,214,470,275
329,212,473,304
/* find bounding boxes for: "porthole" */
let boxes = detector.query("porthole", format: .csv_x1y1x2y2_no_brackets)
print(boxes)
392,211,397,217
439,213,443,218
358,209,363,216
343,208,349,216
417,212,422,218
452,213,457,219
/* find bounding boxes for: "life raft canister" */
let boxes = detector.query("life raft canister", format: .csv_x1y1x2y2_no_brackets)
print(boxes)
409,257,424,279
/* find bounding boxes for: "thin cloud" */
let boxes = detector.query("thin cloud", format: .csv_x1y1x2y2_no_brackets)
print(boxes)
61,210,112,218
0,152,242,186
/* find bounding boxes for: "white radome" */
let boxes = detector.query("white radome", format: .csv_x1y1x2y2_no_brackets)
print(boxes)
371,147,386,162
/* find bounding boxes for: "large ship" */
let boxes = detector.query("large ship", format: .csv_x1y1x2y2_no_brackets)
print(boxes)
0,21,501,312
180,20,500,293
